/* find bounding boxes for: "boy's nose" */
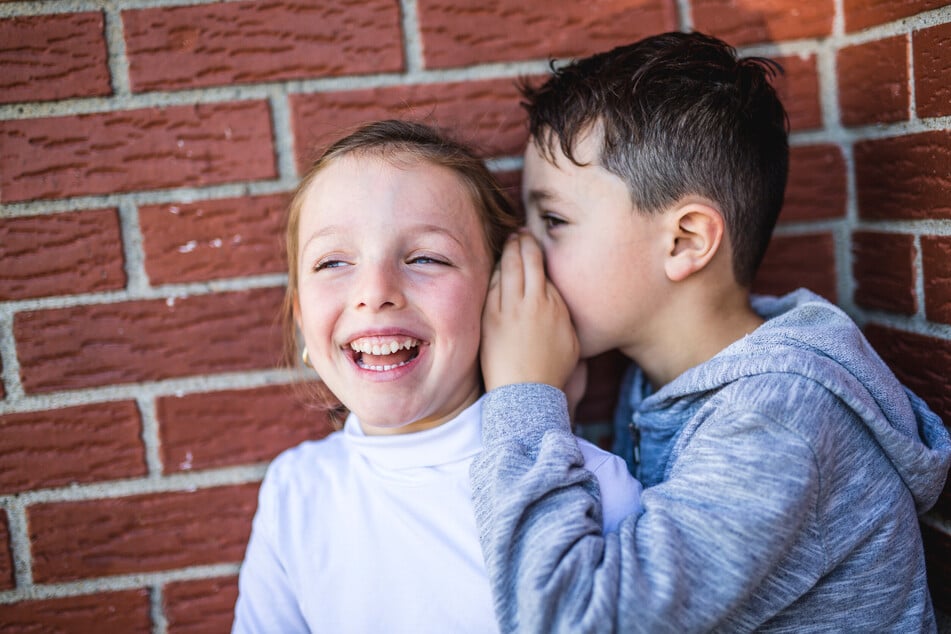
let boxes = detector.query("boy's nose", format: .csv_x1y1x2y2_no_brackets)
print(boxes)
354,262,405,311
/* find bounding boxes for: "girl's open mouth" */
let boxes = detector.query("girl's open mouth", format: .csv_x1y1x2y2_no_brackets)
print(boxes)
348,337,421,372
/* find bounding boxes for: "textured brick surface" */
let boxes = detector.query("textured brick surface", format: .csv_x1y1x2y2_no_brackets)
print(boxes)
290,78,529,170
164,576,238,634
157,384,333,473
753,233,837,302
0,12,111,105
0,590,151,631
0,509,13,591
843,0,947,32
773,54,822,132
781,145,846,222
417,0,676,68
575,350,629,424
851,231,917,314
140,194,288,285
855,131,951,220
0,101,276,203
864,325,951,426
692,0,833,45
914,22,951,119
29,484,258,582
0,401,146,494
0,208,126,300
838,36,909,126
15,288,284,394
922,235,951,325
123,0,402,92
923,522,951,614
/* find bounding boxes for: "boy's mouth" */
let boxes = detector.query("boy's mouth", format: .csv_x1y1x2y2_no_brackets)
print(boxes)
348,336,421,371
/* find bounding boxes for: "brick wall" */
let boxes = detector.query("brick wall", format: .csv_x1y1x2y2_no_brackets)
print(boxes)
1,0,949,630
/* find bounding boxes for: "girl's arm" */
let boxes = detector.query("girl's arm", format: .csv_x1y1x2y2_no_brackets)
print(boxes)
232,474,309,633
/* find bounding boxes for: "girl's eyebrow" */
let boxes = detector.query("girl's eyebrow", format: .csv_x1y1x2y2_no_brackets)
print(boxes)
302,223,467,249
526,188,560,205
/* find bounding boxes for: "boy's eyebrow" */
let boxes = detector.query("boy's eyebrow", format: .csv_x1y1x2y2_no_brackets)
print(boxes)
526,188,560,204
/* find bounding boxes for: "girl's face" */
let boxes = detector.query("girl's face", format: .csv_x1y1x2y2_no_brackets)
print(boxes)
295,154,493,435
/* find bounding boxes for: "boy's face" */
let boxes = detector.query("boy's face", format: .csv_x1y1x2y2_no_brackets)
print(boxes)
295,154,492,435
522,132,668,360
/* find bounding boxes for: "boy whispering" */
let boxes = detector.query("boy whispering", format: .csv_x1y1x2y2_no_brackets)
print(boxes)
474,31,951,632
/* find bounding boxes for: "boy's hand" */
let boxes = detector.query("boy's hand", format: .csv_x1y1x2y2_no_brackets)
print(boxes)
481,232,580,392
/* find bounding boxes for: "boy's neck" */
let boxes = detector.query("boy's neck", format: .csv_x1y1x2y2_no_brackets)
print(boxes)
623,279,763,391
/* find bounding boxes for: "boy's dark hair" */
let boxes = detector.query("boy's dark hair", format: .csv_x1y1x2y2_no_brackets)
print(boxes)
522,31,789,286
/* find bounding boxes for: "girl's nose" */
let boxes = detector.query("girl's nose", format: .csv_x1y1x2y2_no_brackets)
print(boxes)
354,262,405,311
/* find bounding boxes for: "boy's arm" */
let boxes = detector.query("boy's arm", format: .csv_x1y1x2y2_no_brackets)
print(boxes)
476,235,822,632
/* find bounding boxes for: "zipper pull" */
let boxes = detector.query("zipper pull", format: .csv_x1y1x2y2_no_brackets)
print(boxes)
628,420,641,466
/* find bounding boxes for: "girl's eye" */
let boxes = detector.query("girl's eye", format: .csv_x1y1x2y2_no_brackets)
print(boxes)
408,255,448,266
315,259,347,271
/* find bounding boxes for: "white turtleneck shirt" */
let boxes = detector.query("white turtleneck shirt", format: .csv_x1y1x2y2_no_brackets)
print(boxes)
232,396,642,633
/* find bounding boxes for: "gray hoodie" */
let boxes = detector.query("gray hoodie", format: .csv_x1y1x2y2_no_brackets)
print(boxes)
471,289,950,633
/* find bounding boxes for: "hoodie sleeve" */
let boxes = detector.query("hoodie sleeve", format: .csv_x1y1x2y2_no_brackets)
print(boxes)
471,383,824,634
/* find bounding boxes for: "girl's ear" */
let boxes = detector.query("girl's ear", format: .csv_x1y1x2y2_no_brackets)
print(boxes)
664,202,724,282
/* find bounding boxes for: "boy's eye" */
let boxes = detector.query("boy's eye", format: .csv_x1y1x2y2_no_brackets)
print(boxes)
541,213,567,230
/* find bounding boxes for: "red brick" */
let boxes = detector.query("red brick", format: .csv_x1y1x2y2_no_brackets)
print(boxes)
0,590,151,632
157,384,333,473
29,484,258,582
854,131,951,220
781,145,846,223
165,576,238,634
773,54,822,132
851,231,917,314
838,36,909,126
14,288,284,394
417,0,676,69
290,78,529,171
0,509,13,590
0,102,276,203
575,350,629,424
922,235,951,325
0,401,146,494
0,12,111,105
844,0,947,32
864,325,951,425
692,0,833,45
0,209,126,301
140,195,288,285
914,22,951,119
123,0,402,93
753,233,837,302
922,522,951,615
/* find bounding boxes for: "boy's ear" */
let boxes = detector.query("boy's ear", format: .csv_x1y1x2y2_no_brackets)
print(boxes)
664,202,725,282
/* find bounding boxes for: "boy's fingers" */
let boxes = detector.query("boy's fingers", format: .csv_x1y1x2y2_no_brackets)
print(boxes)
486,266,502,312
498,234,525,303
518,233,546,299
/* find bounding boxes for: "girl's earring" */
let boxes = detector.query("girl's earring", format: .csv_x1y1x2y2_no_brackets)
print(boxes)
302,347,311,367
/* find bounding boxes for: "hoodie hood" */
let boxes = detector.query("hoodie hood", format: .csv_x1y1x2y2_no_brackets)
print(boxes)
635,288,950,513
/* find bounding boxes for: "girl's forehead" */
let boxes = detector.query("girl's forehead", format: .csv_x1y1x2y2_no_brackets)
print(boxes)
299,153,486,241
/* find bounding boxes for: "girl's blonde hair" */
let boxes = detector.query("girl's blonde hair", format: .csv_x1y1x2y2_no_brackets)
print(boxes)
281,119,519,416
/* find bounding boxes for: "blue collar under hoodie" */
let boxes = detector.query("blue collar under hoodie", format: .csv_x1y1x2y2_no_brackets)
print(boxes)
615,288,950,516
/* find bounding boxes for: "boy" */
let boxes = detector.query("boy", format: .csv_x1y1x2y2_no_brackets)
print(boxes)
473,31,951,632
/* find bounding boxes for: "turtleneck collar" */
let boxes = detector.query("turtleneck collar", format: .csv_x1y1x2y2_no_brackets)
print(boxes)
343,396,484,471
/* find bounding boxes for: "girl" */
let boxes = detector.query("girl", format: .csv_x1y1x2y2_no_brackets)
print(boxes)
232,120,642,633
